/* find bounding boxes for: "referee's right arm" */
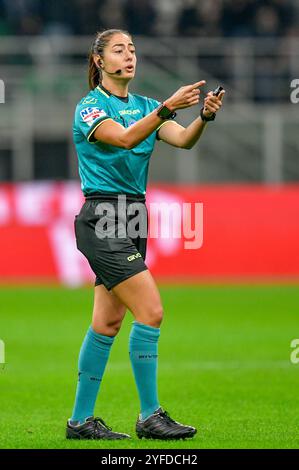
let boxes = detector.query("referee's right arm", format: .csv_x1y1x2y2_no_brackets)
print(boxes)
93,81,205,149
93,109,166,149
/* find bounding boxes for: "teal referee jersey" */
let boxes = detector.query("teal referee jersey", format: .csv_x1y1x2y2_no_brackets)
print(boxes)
73,83,169,196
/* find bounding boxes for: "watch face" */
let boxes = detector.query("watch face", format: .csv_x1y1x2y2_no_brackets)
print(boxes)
158,106,171,118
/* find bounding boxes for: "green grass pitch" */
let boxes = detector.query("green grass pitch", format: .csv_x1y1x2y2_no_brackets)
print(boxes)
0,284,299,449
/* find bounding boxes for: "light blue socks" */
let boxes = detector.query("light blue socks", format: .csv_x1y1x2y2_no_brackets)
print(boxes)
71,326,115,424
129,321,161,420
71,322,161,424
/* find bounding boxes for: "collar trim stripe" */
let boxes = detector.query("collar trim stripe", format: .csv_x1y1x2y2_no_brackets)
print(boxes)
96,86,110,98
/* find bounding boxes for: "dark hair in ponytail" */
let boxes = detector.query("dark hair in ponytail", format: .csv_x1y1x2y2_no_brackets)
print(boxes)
88,29,132,90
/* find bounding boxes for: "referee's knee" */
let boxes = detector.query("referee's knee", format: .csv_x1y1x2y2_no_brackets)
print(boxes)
92,320,122,337
136,304,163,328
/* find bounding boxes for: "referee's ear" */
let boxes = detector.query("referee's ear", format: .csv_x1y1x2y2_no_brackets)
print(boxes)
94,55,103,69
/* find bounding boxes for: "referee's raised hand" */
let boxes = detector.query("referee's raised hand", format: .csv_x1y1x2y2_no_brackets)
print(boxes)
202,89,225,118
164,80,206,111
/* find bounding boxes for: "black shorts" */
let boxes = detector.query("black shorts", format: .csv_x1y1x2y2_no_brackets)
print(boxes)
74,193,148,290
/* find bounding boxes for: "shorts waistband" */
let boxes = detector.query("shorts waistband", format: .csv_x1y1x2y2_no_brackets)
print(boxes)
85,192,146,203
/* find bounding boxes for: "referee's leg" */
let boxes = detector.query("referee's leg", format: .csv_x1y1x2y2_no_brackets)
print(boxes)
69,286,127,426
112,269,163,421
112,269,163,328
92,285,127,336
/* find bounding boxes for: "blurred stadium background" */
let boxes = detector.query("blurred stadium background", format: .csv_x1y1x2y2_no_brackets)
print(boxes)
1,0,299,449
1,0,299,284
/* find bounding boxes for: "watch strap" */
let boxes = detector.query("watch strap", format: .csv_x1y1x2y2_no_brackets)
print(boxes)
200,107,216,122
157,103,177,120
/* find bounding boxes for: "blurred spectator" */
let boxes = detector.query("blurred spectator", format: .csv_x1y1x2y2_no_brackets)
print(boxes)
122,0,158,36
253,5,281,37
19,14,43,35
2,0,43,35
38,0,76,35
0,0,298,38
221,0,256,37
100,0,125,31
285,24,299,37
70,0,103,35
154,0,182,36
197,0,224,37
271,0,295,35
176,0,203,36
177,0,223,37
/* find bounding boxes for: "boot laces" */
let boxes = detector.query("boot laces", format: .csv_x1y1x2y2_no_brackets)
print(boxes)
92,417,112,435
159,409,177,425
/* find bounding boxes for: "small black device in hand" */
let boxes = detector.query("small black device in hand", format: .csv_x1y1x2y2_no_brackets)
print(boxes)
212,85,224,97
200,85,224,122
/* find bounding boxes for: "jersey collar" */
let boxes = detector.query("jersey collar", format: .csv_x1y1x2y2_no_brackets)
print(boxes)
96,83,129,103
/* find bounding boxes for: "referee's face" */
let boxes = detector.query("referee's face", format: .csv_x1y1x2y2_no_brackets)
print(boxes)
104,33,137,79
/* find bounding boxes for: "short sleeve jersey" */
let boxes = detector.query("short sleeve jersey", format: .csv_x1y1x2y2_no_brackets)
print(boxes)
73,83,169,196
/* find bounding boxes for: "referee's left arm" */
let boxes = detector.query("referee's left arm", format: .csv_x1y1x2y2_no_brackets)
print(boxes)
158,90,225,149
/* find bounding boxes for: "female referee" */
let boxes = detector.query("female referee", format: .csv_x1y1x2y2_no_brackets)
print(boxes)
66,29,225,440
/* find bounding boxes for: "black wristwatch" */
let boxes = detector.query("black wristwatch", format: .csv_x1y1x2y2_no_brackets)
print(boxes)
200,107,216,122
156,102,177,120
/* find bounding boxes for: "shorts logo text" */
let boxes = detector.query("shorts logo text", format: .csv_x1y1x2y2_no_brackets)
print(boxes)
127,253,142,262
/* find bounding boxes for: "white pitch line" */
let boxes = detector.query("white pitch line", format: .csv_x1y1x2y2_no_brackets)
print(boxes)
107,360,294,371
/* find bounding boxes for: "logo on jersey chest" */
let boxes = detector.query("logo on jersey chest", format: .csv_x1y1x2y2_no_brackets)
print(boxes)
119,109,141,116
118,109,141,127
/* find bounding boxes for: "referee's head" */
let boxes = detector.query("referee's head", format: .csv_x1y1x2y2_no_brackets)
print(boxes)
88,29,136,89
